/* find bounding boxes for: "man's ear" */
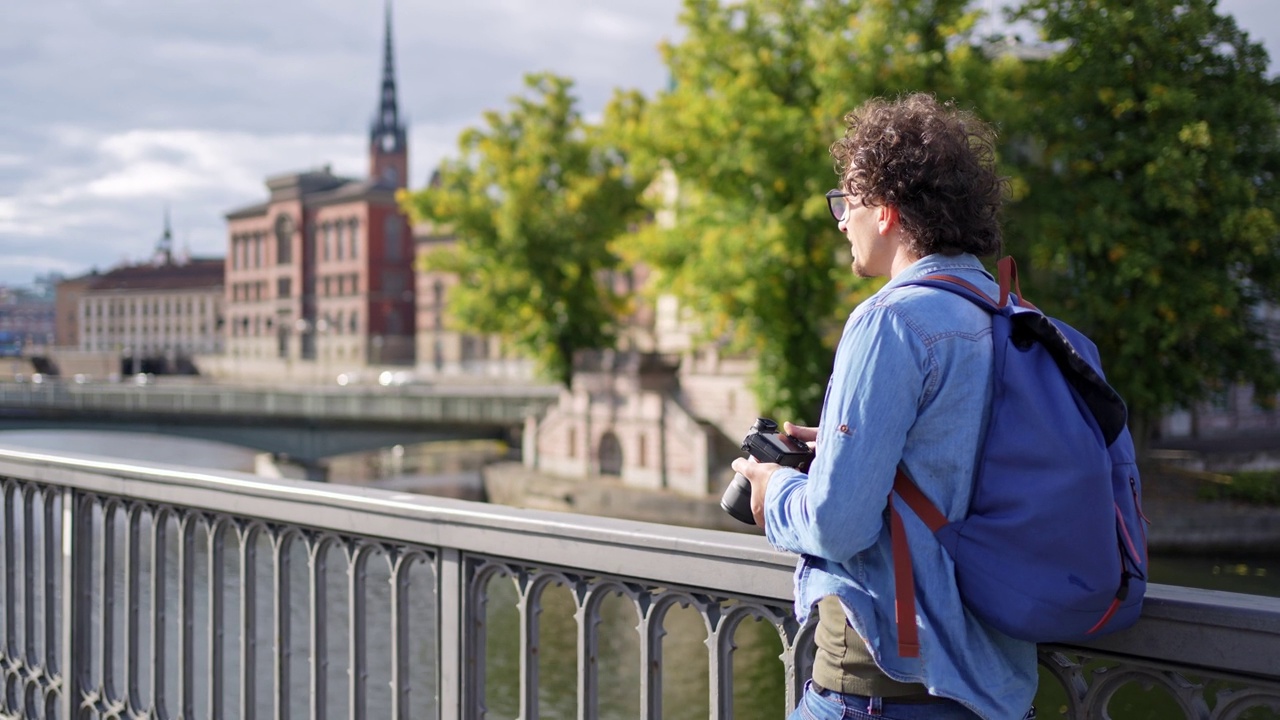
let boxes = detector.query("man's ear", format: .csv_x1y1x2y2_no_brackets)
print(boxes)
877,205,899,234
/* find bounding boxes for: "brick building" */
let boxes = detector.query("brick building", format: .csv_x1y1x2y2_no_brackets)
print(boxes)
413,218,530,380
221,9,414,377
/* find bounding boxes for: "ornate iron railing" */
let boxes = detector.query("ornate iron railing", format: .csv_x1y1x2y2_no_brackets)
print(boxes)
0,446,1277,719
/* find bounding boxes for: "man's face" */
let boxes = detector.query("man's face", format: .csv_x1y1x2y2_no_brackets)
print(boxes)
836,189,893,279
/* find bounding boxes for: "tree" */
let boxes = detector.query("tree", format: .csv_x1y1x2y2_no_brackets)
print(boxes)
619,0,1000,423
1004,0,1280,446
403,74,648,386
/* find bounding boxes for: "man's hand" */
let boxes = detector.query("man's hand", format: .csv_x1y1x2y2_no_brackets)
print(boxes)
729,455,782,527
784,422,818,449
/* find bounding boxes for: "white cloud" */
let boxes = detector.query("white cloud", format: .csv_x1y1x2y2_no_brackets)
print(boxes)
0,253,88,277
0,119,485,285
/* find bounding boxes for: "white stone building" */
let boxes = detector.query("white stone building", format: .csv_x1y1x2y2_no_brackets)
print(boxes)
77,257,225,374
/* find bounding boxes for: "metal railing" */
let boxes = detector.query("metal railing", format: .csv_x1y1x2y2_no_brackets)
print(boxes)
0,446,1278,719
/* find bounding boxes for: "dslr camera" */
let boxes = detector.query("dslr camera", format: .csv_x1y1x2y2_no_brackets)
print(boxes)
720,417,814,525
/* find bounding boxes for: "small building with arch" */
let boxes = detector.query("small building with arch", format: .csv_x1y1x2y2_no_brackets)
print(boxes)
521,349,757,499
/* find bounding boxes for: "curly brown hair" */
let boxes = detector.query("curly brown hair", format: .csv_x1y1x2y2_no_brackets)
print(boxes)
830,93,1005,259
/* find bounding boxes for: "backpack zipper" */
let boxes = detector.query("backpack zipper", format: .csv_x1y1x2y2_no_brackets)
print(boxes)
1130,476,1149,566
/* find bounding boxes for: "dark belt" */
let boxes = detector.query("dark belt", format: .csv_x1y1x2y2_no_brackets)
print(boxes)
810,680,952,705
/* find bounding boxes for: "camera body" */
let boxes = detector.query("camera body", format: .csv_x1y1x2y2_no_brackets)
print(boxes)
720,418,815,525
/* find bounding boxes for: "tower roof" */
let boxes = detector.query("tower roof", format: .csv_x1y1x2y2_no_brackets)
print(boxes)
370,1,406,151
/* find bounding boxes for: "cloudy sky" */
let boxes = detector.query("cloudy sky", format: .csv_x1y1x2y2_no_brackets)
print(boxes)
1,0,1277,289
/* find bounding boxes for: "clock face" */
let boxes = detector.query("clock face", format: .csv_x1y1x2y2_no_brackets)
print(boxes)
381,133,396,152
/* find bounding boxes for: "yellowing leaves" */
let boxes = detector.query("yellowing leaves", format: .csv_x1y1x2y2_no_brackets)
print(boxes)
1178,121,1212,149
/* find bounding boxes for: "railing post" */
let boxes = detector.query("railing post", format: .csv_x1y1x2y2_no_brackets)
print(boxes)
438,548,464,720
59,487,77,720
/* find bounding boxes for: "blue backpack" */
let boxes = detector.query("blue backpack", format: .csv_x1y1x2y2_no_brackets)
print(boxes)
889,257,1148,657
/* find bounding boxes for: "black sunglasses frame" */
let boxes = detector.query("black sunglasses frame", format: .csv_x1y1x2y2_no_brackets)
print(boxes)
825,189,855,222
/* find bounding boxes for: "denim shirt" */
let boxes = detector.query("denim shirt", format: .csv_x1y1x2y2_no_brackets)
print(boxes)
764,253,1037,720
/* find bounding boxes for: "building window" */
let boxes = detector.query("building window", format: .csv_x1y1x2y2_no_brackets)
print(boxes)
335,223,345,261
384,271,405,300
277,278,292,298
322,224,331,262
432,280,444,330
275,214,294,264
385,215,402,261
349,219,359,259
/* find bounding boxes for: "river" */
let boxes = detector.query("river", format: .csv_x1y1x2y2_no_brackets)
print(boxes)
1,431,1276,718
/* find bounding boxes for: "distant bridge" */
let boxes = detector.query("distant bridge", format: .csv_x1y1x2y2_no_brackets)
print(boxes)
0,380,560,463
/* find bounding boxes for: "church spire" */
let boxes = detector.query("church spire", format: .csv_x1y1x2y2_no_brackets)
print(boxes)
155,206,174,266
369,0,408,186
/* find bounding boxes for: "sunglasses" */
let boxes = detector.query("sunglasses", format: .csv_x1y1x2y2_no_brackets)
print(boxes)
825,189,856,222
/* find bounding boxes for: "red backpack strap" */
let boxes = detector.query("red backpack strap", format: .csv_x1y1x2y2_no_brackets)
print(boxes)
889,467,949,659
916,274,1000,309
997,256,1038,310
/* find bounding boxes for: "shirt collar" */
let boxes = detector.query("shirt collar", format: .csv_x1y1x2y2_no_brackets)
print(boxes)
881,253,993,291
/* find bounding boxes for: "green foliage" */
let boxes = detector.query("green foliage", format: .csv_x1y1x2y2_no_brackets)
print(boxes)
1198,471,1280,506
619,0,998,423
1004,0,1280,442
402,74,648,386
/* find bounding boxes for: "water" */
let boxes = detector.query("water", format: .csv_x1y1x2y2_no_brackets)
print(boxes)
0,429,261,471
480,576,787,720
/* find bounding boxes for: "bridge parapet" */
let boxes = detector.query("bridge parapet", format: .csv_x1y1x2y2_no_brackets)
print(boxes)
0,380,560,425
0,447,1277,718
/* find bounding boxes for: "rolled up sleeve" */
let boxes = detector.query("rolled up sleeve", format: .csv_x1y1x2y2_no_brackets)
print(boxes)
764,304,930,560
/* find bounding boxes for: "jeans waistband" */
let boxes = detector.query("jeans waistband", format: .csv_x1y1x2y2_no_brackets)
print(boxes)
810,680,951,705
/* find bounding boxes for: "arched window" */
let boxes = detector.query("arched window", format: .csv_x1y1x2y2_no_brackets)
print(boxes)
275,214,294,265
598,432,623,477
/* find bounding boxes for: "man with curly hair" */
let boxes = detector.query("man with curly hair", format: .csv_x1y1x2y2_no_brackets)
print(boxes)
732,94,1037,719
